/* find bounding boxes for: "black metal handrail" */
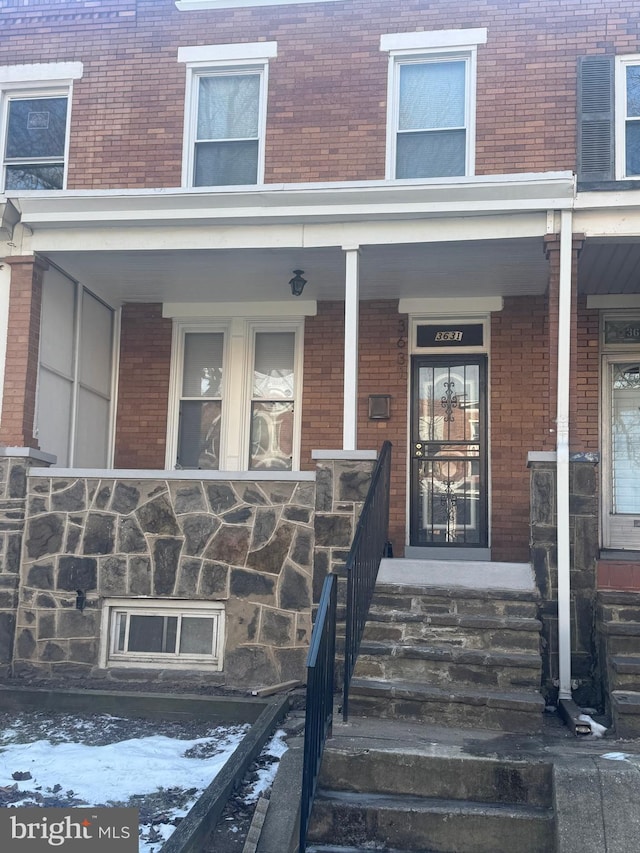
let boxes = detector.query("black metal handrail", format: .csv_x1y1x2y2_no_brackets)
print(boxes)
342,440,392,721
299,572,337,852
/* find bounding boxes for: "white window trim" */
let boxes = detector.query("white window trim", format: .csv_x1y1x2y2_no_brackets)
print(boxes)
381,30,485,182
615,54,640,181
176,0,342,10
0,62,82,193
100,599,225,671
166,316,304,472
179,43,276,188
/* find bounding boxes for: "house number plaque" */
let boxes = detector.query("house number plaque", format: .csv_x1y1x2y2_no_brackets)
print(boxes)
417,324,484,348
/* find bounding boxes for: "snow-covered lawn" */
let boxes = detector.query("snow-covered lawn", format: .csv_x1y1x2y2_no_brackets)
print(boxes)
0,710,287,852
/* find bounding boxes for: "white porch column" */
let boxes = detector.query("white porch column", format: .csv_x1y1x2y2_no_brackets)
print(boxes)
342,246,360,451
557,209,573,701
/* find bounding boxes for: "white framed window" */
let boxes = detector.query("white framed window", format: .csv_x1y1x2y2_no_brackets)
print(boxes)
0,62,82,192
101,599,225,671
167,315,303,471
615,55,640,180
178,43,276,187
381,29,486,181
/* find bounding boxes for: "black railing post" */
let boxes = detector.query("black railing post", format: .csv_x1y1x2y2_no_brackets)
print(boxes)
342,440,392,721
299,572,337,852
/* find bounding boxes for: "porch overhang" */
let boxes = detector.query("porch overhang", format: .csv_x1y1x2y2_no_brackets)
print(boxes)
0,198,19,239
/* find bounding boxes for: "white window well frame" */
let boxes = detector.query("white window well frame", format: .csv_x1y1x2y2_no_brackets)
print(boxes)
381,29,486,182
178,43,276,188
166,316,304,472
0,62,83,194
101,599,226,671
615,54,640,181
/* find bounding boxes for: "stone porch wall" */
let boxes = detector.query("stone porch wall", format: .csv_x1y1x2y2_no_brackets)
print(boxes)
529,456,599,706
15,473,315,689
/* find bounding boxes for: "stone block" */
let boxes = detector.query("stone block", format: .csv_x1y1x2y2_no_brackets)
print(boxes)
260,608,293,646
51,480,86,512
292,528,313,569
65,524,82,554
225,646,277,688
0,612,15,663
128,556,152,595
223,506,254,524
338,464,372,502
5,534,21,573
293,481,315,508
313,550,329,603
200,562,228,597
225,600,261,646
175,558,202,596
16,628,36,659
274,647,307,683
315,515,352,548
315,466,333,512
118,516,147,553
111,482,141,514
206,483,238,514
251,508,278,551
279,563,311,611
569,494,598,517
531,470,555,526
26,514,64,559
40,641,65,662
242,486,268,506
181,514,220,556
205,525,250,566
230,568,275,601
58,556,98,591
572,462,596,496
137,494,179,535
283,506,312,523
70,638,98,664
82,513,116,555
57,609,99,639
152,538,182,595
8,463,27,500
171,482,206,514
28,496,48,515
246,523,294,575
94,483,113,510
35,593,56,608
26,563,54,590
38,612,56,640
100,556,128,595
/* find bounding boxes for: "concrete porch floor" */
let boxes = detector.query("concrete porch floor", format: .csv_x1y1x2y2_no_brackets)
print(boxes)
376,558,536,591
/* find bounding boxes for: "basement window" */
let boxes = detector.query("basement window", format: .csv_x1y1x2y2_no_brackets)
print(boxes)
102,600,225,670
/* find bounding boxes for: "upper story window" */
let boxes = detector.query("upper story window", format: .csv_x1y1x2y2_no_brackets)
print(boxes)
178,43,276,188
0,62,83,192
617,56,640,179
380,29,487,181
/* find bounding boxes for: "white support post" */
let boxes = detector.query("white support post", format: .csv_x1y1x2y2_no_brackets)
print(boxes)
342,246,360,451
557,209,573,701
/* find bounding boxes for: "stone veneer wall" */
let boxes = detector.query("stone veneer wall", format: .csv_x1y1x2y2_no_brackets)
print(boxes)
15,474,315,688
529,457,599,706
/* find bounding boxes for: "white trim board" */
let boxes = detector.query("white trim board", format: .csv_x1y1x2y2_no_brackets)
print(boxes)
163,301,317,318
400,297,503,315
380,29,488,54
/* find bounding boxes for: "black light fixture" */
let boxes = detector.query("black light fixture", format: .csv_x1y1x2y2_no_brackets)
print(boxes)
289,269,307,296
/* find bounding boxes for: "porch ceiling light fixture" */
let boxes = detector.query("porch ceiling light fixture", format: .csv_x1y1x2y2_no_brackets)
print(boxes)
289,269,307,296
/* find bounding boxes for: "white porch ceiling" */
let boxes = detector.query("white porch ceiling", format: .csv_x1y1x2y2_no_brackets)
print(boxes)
44,238,551,306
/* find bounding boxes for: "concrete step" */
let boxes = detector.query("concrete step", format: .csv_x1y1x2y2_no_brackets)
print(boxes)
363,610,542,652
307,847,424,853
600,620,640,655
347,677,545,732
354,642,541,690
610,655,640,691
611,691,640,738
307,790,554,853
372,584,540,620
597,591,640,623
318,748,552,807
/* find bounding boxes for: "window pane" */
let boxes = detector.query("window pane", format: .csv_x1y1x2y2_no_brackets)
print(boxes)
5,163,64,190
194,139,259,186
182,333,224,398
253,332,295,398
116,614,126,652
127,615,177,653
399,62,466,131
197,74,260,140
250,401,294,471
6,97,67,158
396,129,466,178
626,122,640,177
179,617,215,655
612,363,640,513
178,400,222,469
627,65,640,118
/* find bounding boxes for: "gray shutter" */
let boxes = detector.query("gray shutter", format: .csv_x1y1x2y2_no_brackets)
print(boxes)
577,55,615,182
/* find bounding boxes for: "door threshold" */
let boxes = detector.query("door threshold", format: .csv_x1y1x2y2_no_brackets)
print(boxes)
404,546,491,561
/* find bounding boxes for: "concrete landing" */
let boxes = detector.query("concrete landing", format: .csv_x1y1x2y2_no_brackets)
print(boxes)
377,558,535,591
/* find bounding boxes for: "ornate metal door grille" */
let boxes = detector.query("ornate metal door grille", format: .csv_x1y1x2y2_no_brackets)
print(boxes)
410,356,488,547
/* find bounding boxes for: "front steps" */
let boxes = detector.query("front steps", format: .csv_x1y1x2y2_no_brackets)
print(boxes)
306,745,554,853
597,591,640,737
346,581,545,732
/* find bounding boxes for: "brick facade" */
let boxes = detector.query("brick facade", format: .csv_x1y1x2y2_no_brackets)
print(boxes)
0,0,638,189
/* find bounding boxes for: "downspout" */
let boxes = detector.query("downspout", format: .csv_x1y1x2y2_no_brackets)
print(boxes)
557,209,572,702
343,246,360,451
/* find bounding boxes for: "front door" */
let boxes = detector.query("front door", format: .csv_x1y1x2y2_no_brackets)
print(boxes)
410,356,488,548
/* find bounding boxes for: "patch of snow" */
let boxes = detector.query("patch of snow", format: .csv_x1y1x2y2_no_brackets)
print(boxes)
601,752,630,761
578,714,607,738
243,729,288,804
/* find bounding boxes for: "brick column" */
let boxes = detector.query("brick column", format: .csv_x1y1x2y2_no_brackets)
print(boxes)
0,256,47,449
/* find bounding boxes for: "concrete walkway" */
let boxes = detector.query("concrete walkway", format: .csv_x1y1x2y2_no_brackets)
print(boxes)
376,557,536,591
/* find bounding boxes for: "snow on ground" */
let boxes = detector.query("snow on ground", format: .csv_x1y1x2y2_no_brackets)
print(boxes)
0,711,288,852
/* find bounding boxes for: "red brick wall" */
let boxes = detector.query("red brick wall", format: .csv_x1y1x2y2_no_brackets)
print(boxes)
1,0,638,188
301,300,408,553
114,303,172,468
574,297,600,454
490,296,550,562
0,257,45,449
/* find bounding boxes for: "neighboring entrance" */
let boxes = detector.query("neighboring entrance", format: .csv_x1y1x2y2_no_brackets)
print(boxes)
410,356,488,548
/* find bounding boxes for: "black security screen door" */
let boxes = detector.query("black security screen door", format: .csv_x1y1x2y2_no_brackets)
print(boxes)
410,356,488,547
